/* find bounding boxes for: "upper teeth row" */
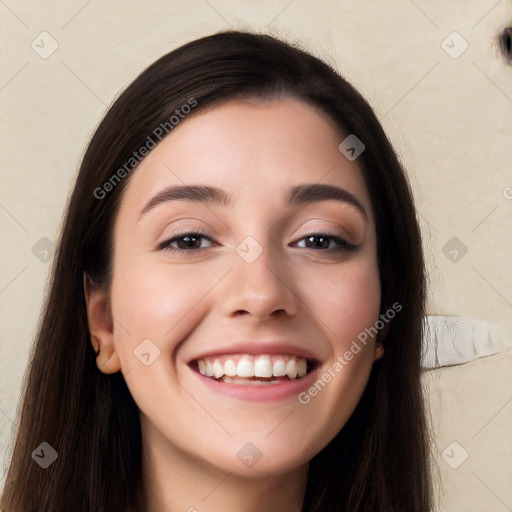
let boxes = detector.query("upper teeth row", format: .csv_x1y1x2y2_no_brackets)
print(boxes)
197,355,308,379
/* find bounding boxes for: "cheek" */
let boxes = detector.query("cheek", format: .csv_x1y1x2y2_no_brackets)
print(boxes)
293,259,381,443
295,256,381,346
109,251,219,357
290,253,380,398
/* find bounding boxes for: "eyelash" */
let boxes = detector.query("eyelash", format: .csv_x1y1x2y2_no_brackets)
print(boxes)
158,229,358,256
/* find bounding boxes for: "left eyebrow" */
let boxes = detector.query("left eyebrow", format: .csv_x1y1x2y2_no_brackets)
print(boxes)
286,183,368,220
138,183,368,220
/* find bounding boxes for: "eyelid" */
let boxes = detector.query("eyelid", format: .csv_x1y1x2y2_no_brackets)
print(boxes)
296,218,358,241
298,227,350,241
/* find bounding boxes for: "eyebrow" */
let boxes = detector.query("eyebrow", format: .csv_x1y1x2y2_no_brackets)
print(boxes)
138,183,367,220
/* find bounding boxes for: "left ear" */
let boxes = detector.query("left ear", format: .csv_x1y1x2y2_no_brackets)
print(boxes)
373,317,391,362
83,272,121,374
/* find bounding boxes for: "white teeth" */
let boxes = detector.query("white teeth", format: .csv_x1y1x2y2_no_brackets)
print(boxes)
297,358,307,378
272,359,287,377
194,354,312,381
213,359,224,379
224,359,237,377
237,357,254,377
286,357,298,379
254,355,273,377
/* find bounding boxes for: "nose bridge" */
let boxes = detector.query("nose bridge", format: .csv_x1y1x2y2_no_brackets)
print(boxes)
220,240,298,319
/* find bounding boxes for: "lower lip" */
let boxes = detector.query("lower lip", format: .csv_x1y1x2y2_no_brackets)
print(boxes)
190,365,320,402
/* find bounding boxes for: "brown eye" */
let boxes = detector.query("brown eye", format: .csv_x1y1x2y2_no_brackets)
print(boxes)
158,230,216,253
303,235,332,249
295,233,358,254
174,235,204,250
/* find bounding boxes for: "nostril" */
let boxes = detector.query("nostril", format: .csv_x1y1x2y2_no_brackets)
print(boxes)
497,26,512,64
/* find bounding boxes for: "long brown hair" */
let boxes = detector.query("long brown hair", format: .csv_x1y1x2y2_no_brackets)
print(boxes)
1,30,432,511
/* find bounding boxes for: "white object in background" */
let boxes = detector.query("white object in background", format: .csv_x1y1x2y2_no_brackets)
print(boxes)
421,315,507,369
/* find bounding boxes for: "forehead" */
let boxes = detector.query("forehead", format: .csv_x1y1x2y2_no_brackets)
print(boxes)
118,98,374,223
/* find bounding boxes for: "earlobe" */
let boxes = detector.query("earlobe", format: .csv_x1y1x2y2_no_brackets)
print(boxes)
95,346,121,374
83,272,121,374
373,342,384,362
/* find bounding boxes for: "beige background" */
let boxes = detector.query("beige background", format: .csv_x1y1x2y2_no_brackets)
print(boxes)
1,0,511,509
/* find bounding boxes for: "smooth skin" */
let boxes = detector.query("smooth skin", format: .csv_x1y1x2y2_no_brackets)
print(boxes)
85,98,384,512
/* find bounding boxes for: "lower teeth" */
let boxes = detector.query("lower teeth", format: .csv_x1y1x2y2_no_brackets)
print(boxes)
217,376,294,385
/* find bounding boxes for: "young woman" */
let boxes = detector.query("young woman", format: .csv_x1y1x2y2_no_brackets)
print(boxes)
1,30,433,511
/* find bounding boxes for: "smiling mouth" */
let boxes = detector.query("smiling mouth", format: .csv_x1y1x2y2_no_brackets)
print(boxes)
190,354,319,385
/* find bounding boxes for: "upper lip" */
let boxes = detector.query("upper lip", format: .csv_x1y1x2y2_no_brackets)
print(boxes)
188,341,322,364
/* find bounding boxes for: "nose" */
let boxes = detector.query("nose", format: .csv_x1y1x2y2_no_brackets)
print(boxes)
219,246,298,321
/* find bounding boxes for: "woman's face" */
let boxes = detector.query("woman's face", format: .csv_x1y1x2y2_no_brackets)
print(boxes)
89,98,383,478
